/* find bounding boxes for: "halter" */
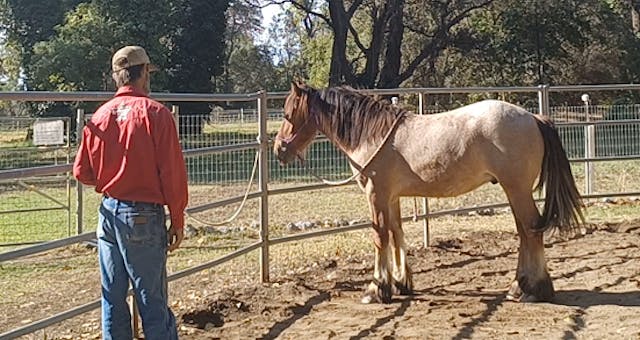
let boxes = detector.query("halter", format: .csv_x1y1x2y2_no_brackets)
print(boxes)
275,92,407,186
275,109,318,145
302,112,406,186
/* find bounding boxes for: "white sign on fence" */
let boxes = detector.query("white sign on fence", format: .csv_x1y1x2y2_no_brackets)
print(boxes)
33,120,65,146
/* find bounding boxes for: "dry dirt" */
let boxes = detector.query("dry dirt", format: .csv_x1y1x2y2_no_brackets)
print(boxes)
4,219,640,339
173,221,640,340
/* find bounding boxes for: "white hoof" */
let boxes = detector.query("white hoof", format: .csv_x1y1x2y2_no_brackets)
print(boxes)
361,295,374,304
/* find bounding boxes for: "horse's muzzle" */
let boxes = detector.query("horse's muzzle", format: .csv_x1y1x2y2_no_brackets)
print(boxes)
273,140,295,165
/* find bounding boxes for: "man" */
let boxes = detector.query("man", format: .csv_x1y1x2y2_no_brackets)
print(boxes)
73,45,188,339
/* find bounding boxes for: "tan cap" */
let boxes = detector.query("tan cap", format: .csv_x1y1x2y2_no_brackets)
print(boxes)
111,46,158,72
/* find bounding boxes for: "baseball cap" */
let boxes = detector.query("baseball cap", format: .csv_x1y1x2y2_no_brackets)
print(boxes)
111,45,159,72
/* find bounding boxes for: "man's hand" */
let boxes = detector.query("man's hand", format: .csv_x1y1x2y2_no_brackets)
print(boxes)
167,225,184,252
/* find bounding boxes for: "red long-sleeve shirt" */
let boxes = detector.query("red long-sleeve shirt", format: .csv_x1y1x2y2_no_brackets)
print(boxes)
73,86,188,229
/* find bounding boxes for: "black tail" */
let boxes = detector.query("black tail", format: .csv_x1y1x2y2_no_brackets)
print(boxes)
534,115,585,233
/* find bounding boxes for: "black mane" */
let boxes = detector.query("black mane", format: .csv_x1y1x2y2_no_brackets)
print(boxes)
311,86,406,151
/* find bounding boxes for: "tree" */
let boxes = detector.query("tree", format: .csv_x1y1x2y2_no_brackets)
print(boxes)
217,0,282,92
164,0,229,116
257,0,493,88
0,0,85,89
31,3,118,92
435,0,640,89
264,5,325,87
168,0,229,94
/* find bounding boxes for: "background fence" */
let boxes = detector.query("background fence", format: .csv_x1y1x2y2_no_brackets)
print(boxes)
1,84,640,337
1,86,640,246
2,89,640,245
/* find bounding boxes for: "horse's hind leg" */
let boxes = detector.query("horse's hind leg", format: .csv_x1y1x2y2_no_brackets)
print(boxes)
362,190,393,304
503,183,554,302
389,198,413,295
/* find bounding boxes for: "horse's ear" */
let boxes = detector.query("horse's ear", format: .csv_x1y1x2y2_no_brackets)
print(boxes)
291,81,302,96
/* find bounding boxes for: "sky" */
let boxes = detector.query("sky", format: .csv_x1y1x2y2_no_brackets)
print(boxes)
262,3,281,29
259,3,282,43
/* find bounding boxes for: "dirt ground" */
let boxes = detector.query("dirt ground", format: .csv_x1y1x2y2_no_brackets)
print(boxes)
3,218,639,339
176,221,640,340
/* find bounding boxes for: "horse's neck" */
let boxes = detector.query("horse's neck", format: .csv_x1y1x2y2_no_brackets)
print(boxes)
314,112,382,168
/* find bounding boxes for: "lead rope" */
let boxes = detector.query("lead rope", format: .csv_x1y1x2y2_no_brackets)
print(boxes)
185,150,259,226
301,112,406,186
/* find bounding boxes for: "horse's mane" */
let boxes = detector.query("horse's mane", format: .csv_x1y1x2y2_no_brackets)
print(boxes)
311,86,406,151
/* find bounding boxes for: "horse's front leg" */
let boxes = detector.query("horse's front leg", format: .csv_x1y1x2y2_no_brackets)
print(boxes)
389,198,413,295
362,191,393,304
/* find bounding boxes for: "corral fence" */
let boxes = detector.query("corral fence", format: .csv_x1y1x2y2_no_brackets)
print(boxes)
1,84,640,338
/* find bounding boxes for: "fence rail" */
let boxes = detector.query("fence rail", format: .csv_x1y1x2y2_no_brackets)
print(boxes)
2,84,640,337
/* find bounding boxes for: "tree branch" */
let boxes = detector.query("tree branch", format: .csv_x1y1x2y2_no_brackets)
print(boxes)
346,0,364,17
259,0,332,26
398,0,494,84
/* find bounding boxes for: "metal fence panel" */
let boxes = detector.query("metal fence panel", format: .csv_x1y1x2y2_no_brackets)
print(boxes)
3,86,640,337
0,117,73,246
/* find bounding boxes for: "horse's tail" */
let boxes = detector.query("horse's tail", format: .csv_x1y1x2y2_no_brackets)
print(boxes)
533,115,585,233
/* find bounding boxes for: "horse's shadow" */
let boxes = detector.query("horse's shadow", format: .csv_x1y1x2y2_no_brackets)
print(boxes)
553,289,640,307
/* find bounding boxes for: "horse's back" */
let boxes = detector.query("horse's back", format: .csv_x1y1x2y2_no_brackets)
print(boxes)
390,100,544,197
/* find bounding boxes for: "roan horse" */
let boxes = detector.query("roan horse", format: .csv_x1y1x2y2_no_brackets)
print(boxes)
274,82,584,304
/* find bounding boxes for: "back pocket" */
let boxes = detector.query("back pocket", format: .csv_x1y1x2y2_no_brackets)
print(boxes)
124,211,161,245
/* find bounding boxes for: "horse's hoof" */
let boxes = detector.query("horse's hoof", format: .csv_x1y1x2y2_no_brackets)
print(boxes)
361,281,392,304
507,275,554,302
506,280,523,301
361,294,375,304
394,281,413,296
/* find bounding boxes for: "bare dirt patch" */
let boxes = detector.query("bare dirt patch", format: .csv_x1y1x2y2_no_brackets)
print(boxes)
176,222,640,339
3,217,639,339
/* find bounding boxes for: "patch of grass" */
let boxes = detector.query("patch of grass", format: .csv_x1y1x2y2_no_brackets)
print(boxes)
0,129,31,148
2,159,640,246
201,120,282,135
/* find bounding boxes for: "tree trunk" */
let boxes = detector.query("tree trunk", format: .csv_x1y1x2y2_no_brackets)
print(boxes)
631,0,640,33
328,0,350,86
377,0,404,88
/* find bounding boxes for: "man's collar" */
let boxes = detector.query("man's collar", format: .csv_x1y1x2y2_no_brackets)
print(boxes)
115,85,148,97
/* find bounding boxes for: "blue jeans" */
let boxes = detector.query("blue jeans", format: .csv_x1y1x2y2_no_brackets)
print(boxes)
97,196,178,340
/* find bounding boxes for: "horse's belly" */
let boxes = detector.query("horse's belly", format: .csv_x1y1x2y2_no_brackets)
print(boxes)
405,170,494,197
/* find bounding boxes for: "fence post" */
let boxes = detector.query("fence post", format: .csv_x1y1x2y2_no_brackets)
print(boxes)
418,93,430,248
257,91,270,283
581,94,594,195
537,84,550,115
544,85,550,115
75,109,85,234
66,116,72,237
171,105,180,137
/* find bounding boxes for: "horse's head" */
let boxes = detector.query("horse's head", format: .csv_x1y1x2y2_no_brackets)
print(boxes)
274,82,318,164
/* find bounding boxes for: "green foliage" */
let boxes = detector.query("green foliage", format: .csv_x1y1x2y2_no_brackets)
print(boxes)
220,1,287,93
301,33,332,87
226,40,280,93
31,3,116,92
420,0,640,91
0,0,84,77
3,0,640,99
168,0,228,93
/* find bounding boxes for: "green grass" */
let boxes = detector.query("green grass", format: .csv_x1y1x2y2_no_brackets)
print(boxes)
201,120,282,135
2,159,640,247
0,129,32,148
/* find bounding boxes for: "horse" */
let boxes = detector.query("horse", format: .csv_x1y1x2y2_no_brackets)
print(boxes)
273,82,584,304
